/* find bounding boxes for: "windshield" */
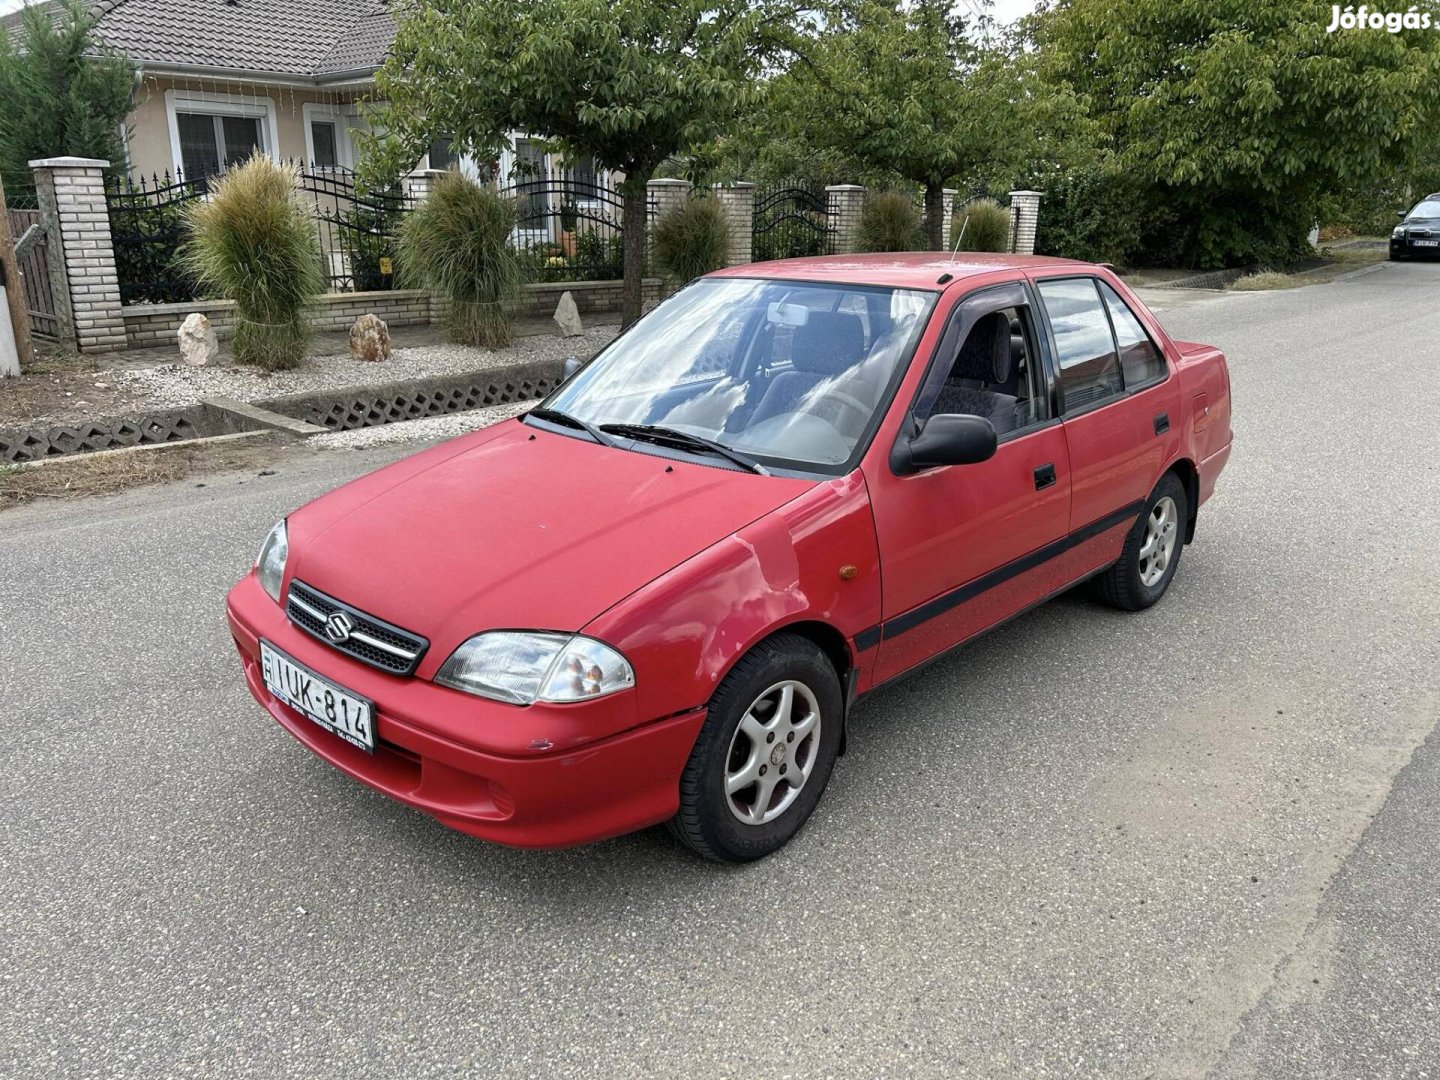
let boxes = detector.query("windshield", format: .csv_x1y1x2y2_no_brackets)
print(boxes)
1408,200,1440,219
539,277,936,472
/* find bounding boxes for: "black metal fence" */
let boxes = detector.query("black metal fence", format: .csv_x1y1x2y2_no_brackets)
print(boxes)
752,181,833,263
501,174,625,282
296,170,413,293
104,165,633,305
106,171,205,305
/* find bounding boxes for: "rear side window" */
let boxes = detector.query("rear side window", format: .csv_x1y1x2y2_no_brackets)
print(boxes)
1099,282,1166,388
1036,278,1121,411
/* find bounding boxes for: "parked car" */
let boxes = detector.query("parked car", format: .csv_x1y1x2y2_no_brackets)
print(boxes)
226,253,1233,862
1391,194,1440,260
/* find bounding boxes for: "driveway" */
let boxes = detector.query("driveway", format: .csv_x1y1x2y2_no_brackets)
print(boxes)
2,260,1437,1079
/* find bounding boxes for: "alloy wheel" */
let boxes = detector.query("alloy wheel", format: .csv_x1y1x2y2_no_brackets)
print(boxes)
724,680,822,826
1138,495,1179,588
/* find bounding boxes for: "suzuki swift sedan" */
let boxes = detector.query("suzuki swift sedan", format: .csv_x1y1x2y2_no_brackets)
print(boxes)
227,253,1232,862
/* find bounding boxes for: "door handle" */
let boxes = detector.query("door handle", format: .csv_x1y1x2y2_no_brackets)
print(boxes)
1033,463,1057,490
1154,412,1170,435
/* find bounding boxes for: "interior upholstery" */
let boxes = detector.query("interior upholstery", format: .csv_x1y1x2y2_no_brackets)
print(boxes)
749,311,870,427
932,311,1020,433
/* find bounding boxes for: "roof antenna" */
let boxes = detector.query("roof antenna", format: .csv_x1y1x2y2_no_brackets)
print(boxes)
949,213,969,262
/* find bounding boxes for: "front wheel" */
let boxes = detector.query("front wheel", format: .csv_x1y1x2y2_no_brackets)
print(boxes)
669,634,843,862
1096,473,1188,611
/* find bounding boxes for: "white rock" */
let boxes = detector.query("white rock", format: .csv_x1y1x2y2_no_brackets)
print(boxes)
348,313,391,362
177,313,219,367
553,291,583,338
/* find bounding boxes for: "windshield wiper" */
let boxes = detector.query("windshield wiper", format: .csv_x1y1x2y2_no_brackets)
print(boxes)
599,423,770,476
528,406,615,448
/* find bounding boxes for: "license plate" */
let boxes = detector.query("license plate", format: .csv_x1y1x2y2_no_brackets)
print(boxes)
261,640,375,752
1417,240,1439,247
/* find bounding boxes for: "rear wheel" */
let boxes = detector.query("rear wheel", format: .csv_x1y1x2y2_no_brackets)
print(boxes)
669,634,843,862
1096,473,1188,611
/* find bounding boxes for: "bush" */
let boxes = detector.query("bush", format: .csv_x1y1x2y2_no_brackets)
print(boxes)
951,198,1010,253
397,171,524,347
856,192,925,252
182,156,323,370
650,197,731,285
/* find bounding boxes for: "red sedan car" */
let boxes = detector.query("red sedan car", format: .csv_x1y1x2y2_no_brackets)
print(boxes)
227,253,1232,862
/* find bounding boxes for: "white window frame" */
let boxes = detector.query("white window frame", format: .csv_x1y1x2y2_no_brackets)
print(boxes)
302,102,363,172
164,89,279,177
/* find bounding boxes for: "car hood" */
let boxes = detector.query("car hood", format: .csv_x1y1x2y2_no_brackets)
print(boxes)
286,419,815,660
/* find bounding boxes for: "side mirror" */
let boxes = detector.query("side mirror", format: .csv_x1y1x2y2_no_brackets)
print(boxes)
561,355,584,380
1398,210,1409,219
892,413,998,475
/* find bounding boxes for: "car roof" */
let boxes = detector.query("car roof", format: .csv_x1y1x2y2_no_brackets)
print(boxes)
706,251,1096,291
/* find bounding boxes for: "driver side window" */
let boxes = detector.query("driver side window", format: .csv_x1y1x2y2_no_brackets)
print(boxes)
924,303,1047,437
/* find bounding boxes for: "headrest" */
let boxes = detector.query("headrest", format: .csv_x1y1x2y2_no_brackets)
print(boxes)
950,311,1013,384
792,311,867,375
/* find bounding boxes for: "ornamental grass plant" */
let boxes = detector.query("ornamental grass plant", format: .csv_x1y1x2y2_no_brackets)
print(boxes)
651,197,732,285
182,155,323,370
396,171,524,347
952,198,1011,253
856,191,926,252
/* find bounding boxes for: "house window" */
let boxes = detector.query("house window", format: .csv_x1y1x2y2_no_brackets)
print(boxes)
569,154,597,190
310,120,338,169
177,112,263,181
427,136,457,171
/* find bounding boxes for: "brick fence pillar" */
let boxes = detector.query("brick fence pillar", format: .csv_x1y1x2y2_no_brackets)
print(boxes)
825,185,865,254
940,188,959,250
1007,189,1043,255
647,178,690,224
30,157,125,353
711,181,754,266
402,168,447,205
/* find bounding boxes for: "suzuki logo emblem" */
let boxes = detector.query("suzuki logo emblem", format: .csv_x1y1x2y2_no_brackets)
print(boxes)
324,611,355,644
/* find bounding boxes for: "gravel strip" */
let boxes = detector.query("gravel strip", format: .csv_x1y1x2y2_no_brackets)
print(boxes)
307,401,532,451
111,328,616,413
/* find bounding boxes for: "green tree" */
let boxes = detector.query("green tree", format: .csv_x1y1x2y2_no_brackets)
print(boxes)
769,0,1037,249
0,0,134,194
1030,0,1440,266
362,0,798,327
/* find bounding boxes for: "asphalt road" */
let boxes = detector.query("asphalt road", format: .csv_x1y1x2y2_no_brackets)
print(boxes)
3,261,1438,1079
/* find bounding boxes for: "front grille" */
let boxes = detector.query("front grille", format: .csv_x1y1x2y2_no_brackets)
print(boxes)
286,579,428,675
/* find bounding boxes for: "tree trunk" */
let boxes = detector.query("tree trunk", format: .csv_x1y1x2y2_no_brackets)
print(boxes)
923,181,946,251
619,171,653,329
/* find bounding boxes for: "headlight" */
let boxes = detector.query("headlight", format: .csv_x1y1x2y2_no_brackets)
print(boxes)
255,519,288,603
1394,226,1407,237
435,631,635,705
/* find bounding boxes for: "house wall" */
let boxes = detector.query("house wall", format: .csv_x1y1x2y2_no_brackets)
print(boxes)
125,75,370,179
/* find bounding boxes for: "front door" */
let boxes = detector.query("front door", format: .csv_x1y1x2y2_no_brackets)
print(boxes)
867,283,1073,684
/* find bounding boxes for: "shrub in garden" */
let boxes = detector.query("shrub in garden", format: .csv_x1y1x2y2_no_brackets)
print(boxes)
182,155,323,370
397,171,523,347
650,198,732,286
951,198,1010,253
856,192,925,253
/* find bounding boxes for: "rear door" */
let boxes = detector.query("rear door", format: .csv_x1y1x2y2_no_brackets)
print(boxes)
1031,275,1182,547
867,281,1072,684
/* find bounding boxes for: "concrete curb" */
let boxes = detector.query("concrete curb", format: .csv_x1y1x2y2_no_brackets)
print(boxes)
200,397,329,438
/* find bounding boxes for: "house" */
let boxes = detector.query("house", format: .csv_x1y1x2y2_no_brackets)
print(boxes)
0,0,597,186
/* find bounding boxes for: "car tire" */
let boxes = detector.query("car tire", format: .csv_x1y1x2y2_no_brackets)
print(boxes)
1390,251,1404,262
668,633,843,862
1095,472,1188,612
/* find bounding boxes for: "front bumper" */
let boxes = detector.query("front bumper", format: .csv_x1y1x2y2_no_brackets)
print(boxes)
1392,235,1440,257
226,574,706,848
